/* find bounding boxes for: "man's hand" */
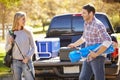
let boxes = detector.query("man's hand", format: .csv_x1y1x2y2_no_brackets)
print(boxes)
68,43,76,48
87,50,98,62
112,41,118,49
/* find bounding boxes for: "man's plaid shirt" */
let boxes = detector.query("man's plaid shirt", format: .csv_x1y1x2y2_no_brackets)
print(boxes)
82,17,112,47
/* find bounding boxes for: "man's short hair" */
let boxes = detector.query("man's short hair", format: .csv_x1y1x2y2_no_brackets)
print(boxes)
82,4,95,14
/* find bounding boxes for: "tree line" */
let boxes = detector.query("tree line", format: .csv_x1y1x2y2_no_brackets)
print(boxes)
0,0,120,40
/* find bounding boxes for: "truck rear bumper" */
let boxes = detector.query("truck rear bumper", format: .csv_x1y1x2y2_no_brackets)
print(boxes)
34,57,118,79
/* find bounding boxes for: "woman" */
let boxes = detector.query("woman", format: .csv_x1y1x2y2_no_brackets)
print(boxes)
5,11,35,80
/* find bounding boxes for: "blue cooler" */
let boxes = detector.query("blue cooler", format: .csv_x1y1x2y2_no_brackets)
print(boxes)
35,38,60,58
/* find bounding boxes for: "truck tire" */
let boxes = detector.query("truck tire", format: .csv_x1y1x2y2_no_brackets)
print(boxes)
35,77,44,80
116,70,120,80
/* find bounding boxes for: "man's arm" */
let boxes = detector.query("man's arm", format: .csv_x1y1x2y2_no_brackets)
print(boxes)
87,41,112,61
68,37,85,48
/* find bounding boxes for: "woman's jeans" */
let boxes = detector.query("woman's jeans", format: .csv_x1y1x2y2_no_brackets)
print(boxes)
79,56,105,80
12,59,35,80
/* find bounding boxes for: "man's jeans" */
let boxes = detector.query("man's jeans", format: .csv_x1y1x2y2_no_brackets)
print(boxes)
79,56,105,80
12,59,35,80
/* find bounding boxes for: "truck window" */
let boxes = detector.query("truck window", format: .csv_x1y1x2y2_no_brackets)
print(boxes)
50,15,71,29
72,16,84,32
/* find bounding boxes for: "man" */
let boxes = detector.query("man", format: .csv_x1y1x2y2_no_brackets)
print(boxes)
68,4,112,80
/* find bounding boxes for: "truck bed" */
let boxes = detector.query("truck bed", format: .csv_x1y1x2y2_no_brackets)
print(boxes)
34,57,117,79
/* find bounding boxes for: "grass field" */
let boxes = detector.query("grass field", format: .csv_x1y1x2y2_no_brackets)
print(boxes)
0,47,10,75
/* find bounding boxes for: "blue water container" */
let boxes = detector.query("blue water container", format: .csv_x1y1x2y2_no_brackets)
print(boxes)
69,50,81,62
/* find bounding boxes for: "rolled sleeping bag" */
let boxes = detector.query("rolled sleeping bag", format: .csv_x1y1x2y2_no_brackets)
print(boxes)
69,44,114,63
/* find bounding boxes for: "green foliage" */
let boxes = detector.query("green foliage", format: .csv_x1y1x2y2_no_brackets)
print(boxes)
0,0,21,40
0,53,10,75
0,42,10,74
0,0,20,9
33,24,41,28
111,14,120,28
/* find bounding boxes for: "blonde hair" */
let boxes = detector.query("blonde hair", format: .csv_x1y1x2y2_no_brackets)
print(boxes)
12,11,26,31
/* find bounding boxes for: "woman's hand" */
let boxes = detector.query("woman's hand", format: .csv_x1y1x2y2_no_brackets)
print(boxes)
8,36,14,44
23,58,29,64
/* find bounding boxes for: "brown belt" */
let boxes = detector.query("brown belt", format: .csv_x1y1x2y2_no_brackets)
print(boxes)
13,59,23,61
17,60,23,61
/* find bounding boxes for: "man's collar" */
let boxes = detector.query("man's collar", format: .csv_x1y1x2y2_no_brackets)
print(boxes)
85,16,96,25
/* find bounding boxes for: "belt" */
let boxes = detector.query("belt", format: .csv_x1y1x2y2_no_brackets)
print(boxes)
13,59,23,61
18,60,23,61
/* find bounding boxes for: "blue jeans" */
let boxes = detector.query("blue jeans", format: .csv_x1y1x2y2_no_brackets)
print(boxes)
79,56,105,80
12,59,35,80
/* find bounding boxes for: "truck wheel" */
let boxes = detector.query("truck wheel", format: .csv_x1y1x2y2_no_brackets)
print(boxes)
116,70,120,80
35,77,44,80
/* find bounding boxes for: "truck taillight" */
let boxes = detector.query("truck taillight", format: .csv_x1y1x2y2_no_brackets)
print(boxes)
111,48,119,58
73,14,81,16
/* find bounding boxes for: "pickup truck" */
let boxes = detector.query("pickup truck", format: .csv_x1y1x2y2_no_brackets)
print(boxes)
34,12,119,80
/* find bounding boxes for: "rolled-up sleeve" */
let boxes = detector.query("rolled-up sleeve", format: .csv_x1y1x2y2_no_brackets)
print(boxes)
97,24,112,42
97,24,112,48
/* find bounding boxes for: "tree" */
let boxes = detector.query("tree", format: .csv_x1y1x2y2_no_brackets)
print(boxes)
0,0,20,40
38,0,58,31
103,0,120,3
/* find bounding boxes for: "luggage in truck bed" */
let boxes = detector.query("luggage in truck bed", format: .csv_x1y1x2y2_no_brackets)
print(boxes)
59,47,79,62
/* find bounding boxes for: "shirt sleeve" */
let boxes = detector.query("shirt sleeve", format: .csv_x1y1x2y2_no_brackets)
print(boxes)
97,23,112,42
102,40,112,48
26,31,35,59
